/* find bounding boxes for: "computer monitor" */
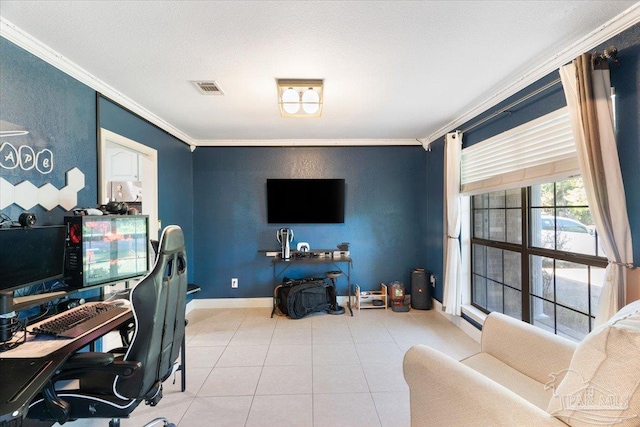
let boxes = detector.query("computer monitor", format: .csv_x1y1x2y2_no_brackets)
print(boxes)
64,215,149,288
0,226,66,315
0,225,66,293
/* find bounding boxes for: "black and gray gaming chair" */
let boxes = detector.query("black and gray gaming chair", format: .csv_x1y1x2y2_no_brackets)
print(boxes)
28,225,188,427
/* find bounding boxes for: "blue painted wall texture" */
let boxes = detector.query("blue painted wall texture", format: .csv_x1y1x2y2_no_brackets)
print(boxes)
0,38,195,282
1,21,639,303
192,146,429,298
98,98,195,279
610,24,640,266
0,37,97,225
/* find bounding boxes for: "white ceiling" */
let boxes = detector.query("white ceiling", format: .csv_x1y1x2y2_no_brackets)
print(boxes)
1,1,638,147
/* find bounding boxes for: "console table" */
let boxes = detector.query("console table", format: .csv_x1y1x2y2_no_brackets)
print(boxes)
262,251,353,317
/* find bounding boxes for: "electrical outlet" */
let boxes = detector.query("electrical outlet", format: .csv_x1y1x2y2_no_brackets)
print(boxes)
231,278,238,288
430,274,436,285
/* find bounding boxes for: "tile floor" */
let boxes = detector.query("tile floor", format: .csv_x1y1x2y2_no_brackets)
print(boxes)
56,306,480,427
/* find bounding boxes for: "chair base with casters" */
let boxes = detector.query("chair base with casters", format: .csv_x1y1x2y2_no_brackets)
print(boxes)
26,225,188,427
115,416,175,427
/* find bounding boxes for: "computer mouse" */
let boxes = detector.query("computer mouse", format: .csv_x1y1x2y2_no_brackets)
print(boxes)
109,299,130,307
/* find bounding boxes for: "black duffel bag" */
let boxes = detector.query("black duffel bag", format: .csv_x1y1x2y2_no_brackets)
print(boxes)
275,278,335,319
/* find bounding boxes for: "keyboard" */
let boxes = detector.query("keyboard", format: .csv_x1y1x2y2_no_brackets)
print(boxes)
30,302,129,338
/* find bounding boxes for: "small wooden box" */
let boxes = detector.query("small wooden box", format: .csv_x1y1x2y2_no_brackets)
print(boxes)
354,283,387,310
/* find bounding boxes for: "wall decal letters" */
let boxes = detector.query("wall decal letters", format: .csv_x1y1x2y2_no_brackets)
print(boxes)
0,141,54,174
0,141,19,169
36,148,53,174
18,145,35,171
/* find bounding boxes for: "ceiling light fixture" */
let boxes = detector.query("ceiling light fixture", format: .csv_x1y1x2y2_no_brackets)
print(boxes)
277,79,323,118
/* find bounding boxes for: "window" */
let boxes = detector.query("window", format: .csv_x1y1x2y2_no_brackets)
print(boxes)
471,177,607,341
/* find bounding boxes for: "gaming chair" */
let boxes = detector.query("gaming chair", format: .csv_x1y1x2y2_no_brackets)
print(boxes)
27,225,188,427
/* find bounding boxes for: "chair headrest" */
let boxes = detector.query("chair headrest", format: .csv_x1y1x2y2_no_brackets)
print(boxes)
158,225,185,254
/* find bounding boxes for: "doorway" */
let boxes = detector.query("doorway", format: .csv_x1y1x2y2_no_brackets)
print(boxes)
98,128,159,240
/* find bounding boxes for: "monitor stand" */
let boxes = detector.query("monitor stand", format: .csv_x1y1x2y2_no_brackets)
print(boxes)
1,290,68,315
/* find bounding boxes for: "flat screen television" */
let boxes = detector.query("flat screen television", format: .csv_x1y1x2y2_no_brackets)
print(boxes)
64,215,149,288
0,226,66,293
267,179,345,224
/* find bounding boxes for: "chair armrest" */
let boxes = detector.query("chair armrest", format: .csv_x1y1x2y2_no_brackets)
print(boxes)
53,352,141,381
41,352,142,424
107,347,129,355
39,353,116,425
480,313,577,384
62,352,114,368
403,345,567,427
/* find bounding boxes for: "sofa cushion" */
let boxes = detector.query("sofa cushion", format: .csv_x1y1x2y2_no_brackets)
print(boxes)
462,352,552,410
546,299,640,426
481,312,577,385
404,345,568,427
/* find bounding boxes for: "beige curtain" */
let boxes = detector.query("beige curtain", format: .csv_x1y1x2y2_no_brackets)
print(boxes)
560,54,634,327
442,131,463,315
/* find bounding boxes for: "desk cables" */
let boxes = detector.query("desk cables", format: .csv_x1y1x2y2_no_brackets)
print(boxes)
0,314,27,352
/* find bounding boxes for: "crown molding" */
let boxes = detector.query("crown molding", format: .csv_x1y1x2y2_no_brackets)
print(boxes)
0,17,196,148
425,3,640,144
3,4,638,151
0,18,418,150
194,139,421,148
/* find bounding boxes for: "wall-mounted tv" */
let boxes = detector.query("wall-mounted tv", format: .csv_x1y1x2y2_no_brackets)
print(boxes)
267,179,345,224
64,215,149,288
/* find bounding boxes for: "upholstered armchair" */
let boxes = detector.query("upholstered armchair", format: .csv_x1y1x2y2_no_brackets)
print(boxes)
403,300,640,426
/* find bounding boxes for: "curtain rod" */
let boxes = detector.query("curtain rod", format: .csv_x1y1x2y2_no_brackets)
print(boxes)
460,77,562,134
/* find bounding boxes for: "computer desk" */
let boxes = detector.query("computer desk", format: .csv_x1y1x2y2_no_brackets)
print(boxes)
0,308,133,427
266,253,353,317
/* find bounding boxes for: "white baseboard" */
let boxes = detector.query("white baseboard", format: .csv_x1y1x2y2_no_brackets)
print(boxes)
190,295,352,310
432,299,482,343
186,299,196,314
192,297,273,309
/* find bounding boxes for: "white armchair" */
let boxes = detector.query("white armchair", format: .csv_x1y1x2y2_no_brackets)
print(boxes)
403,300,640,427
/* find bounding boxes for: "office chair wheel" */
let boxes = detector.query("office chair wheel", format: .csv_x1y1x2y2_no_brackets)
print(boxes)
328,305,345,315
142,417,176,427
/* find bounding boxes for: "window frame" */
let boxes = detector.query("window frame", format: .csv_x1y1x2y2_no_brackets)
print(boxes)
470,182,608,339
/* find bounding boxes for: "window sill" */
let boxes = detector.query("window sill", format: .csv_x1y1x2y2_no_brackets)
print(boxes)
461,304,487,327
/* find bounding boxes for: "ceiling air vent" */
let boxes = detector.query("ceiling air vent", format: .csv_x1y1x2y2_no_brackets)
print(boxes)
192,81,224,95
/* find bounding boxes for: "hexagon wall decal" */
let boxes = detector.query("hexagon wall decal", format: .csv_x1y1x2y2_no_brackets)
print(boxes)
0,167,85,211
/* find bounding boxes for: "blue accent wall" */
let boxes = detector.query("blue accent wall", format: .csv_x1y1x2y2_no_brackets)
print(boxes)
192,146,429,298
424,140,445,301
0,37,97,225
0,37,195,282
2,21,638,304
610,24,640,266
98,98,195,280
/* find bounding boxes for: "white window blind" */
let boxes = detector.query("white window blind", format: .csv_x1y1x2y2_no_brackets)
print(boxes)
460,107,579,195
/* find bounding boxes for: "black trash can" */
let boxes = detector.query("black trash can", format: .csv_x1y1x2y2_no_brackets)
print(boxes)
410,268,432,310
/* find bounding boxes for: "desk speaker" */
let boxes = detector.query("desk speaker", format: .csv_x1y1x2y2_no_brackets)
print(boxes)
411,268,432,310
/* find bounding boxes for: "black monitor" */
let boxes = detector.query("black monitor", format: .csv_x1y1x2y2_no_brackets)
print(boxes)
267,179,345,224
0,226,66,314
0,226,66,293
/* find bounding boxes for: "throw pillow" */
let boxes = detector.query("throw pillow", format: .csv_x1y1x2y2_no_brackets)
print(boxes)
546,299,640,426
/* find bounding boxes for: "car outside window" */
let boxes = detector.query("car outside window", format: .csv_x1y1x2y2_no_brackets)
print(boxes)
471,177,607,341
